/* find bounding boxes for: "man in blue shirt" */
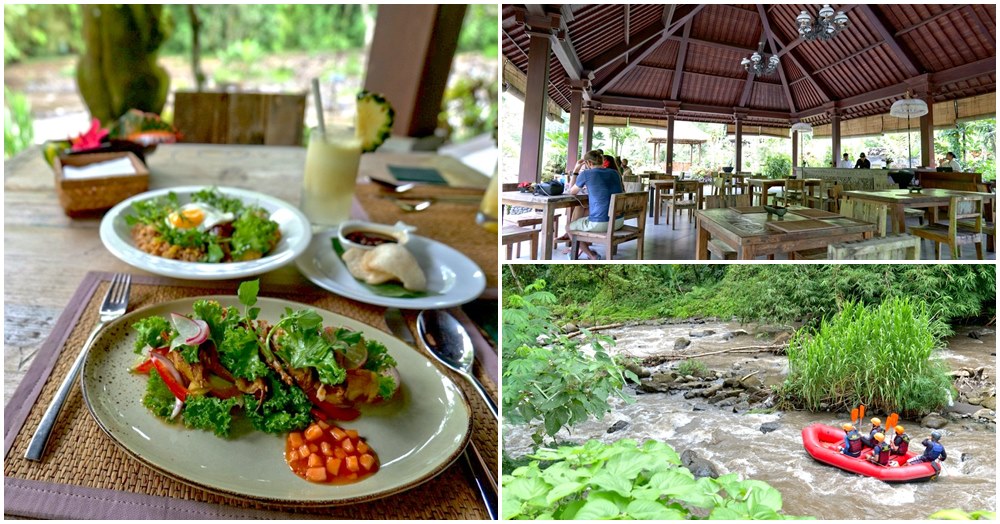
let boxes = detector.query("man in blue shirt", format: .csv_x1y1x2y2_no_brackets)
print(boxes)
567,150,624,259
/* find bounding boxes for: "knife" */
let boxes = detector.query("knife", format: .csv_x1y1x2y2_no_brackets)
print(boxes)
383,307,498,519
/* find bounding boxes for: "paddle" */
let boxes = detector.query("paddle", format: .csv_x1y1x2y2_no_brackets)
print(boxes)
885,413,899,456
858,405,865,429
851,407,859,427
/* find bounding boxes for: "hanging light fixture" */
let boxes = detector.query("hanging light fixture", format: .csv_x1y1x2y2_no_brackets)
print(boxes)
790,122,813,171
797,5,849,42
741,40,780,76
889,92,929,168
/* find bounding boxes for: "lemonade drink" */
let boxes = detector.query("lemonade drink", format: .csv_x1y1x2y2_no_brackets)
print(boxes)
301,127,362,226
476,171,498,232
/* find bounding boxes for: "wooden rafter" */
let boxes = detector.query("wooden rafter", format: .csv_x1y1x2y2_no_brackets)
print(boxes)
669,20,692,100
524,5,584,82
595,94,792,120
893,5,966,36
804,40,886,78
757,4,797,112
765,25,834,104
856,5,922,78
583,20,664,74
964,5,993,44
594,4,705,96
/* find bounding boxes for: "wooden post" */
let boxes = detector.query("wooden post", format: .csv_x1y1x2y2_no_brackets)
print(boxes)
791,130,799,173
919,92,935,167
566,83,584,171
831,110,842,167
365,5,466,138
583,106,595,153
665,112,676,175
518,27,554,183
734,113,744,173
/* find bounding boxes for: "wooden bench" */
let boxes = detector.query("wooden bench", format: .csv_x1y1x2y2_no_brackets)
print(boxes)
501,225,539,260
915,171,987,192
828,234,921,260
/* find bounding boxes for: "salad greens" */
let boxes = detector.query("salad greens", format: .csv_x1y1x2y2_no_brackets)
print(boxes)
132,280,400,438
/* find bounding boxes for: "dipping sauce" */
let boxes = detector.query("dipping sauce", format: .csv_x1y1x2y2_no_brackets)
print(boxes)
285,420,379,484
345,230,397,247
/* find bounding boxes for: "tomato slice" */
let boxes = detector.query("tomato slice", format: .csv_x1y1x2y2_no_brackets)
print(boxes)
153,358,188,401
306,390,360,421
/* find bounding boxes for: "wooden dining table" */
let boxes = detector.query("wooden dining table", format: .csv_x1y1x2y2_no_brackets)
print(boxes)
695,206,876,260
501,191,587,260
4,143,498,520
747,178,822,206
843,188,996,235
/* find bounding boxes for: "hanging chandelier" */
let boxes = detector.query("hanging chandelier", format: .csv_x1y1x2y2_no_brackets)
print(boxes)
741,41,779,76
890,92,929,168
796,5,849,41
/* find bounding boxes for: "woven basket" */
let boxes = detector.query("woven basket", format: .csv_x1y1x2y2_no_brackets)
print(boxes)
54,152,149,217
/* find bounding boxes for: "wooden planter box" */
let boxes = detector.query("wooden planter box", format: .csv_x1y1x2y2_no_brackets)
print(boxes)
54,152,149,217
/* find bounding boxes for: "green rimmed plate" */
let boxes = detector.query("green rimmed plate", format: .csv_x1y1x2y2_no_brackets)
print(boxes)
81,296,471,506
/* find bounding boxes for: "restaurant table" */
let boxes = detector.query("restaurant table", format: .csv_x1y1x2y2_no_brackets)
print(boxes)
501,191,588,260
843,188,996,235
747,178,821,206
4,143,497,519
695,206,876,260
650,179,706,225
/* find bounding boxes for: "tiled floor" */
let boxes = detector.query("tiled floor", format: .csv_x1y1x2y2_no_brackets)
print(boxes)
506,210,996,261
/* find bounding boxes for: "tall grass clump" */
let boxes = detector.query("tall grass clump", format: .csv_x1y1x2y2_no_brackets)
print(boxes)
781,297,953,417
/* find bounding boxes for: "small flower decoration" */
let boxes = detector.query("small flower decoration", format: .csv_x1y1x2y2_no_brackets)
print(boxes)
517,182,533,189
70,118,109,152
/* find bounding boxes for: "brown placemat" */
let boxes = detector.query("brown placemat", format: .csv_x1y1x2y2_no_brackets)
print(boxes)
732,206,766,214
789,208,841,219
765,218,839,233
5,272,497,519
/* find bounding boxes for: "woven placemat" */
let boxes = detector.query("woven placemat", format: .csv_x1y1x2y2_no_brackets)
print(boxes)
5,272,497,519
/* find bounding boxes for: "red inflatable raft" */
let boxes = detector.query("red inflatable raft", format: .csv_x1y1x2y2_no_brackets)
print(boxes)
801,423,940,483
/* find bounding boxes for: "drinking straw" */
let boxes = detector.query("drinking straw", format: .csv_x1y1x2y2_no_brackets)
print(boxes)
311,78,327,139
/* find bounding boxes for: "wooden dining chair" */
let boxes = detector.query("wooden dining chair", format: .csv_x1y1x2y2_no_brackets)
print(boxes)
173,91,307,146
827,234,921,260
569,192,647,260
909,195,985,260
663,179,701,230
502,224,539,260
790,198,888,260
781,179,806,207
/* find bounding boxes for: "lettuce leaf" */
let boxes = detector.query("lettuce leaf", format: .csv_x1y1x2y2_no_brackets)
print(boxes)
244,373,312,434
218,325,268,381
182,395,241,437
141,368,176,419
132,316,172,353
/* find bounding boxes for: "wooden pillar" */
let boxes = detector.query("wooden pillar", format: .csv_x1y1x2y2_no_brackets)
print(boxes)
919,92,935,168
566,85,584,171
652,142,659,166
830,110,842,167
665,112,676,174
582,106,595,153
791,130,799,171
517,29,553,183
365,5,466,138
734,114,745,173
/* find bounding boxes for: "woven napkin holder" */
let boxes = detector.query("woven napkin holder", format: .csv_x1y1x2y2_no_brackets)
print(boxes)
54,151,149,217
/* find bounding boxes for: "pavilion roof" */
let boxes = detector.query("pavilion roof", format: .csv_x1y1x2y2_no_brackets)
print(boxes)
502,4,996,128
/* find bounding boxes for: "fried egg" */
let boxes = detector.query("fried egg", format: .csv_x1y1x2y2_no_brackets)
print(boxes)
165,203,234,231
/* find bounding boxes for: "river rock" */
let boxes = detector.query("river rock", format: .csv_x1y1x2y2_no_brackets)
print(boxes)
638,375,675,394
721,329,750,342
723,377,742,388
607,420,630,434
740,374,763,390
982,397,996,411
921,413,949,429
561,322,578,332
681,450,720,479
689,329,715,338
674,337,691,350
943,402,983,416
772,332,792,346
759,422,781,434
763,375,785,389
733,401,750,413
973,409,995,423
624,361,650,380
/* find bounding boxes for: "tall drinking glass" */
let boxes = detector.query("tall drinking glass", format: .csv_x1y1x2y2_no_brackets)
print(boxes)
301,126,362,227
476,170,498,232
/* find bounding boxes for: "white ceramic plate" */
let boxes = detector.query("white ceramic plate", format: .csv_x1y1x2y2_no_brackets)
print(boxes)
296,229,486,309
99,186,311,280
81,296,471,505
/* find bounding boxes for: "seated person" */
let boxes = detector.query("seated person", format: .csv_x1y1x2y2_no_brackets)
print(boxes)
889,425,910,456
861,417,882,448
838,153,853,168
854,153,871,169
938,152,962,171
867,433,891,466
567,150,624,260
840,423,864,458
907,431,947,464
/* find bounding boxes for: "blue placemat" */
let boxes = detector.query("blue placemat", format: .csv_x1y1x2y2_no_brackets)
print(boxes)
388,165,448,185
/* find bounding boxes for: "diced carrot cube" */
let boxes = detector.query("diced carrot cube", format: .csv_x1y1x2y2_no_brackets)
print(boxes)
308,453,323,467
309,444,318,453
345,429,359,440
317,420,329,430
304,424,324,441
326,457,342,475
342,438,355,453
346,473,357,480
331,427,347,441
359,453,375,471
334,448,347,459
357,441,369,454
306,467,327,482
345,456,359,472
287,450,299,462
288,432,304,448
320,442,334,456
298,444,311,458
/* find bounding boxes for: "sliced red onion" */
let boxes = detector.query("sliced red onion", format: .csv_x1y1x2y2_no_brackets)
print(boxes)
342,343,368,370
170,397,184,420
169,313,209,346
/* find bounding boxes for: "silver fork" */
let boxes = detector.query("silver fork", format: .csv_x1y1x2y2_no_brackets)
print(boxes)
25,273,131,461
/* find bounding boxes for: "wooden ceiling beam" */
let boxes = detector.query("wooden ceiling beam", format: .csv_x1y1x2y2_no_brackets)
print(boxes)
593,94,792,121
964,5,993,44
893,5,966,36
669,20,692,100
594,5,706,96
524,5,584,82
931,57,996,86
583,19,665,74
758,4,798,112
856,5,922,78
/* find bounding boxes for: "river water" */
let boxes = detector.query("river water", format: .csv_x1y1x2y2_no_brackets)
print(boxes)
504,322,997,519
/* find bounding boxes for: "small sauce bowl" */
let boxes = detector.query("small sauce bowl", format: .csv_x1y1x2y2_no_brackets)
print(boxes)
338,220,413,251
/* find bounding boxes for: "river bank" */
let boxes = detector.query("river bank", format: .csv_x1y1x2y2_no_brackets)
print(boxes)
503,320,996,519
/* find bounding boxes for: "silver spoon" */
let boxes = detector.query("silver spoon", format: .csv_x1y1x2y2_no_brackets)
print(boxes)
391,199,432,212
417,310,498,419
